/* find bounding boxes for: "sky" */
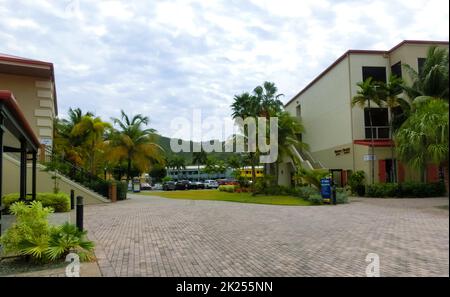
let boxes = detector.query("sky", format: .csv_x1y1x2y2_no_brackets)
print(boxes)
0,0,448,141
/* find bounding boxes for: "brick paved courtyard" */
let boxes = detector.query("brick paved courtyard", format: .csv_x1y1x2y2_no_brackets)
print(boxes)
85,194,449,277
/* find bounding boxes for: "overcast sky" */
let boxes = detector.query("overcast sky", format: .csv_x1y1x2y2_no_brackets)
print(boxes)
0,0,448,141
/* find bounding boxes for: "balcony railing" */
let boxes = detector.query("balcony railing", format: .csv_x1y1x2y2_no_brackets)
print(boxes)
365,126,390,139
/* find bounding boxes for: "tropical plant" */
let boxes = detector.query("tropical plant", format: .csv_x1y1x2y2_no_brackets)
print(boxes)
168,155,186,180
46,222,95,262
0,201,53,260
378,74,408,182
394,98,448,182
203,157,226,176
192,150,207,181
402,46,449,101
109,110,164,182
348,171,366,196
71,115,112,176
351,77,384,184
294,168,329,190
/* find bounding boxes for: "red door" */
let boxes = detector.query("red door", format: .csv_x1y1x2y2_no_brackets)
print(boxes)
379,160,386,183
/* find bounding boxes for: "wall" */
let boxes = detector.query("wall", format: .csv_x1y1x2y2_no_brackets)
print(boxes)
0,73,55,146
2,154,109,205
285,56,353,154
348,53,389,140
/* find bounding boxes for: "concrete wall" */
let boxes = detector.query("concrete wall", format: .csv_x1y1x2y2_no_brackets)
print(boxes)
286,56,353,154
0,73,55,146
2,154,109,205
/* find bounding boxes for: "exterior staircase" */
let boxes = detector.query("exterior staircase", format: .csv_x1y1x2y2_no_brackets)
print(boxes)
289,145,325,170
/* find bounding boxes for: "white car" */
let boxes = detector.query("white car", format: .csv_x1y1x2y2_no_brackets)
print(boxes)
204,180,219,189
152,183,163,190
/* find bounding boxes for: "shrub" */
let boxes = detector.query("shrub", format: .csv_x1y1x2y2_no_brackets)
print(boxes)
0,201,95,262
365,182,446,198
116,181,128,200
0,201,53,259
308,194,323,205
398,182,446,198
336,192,349,204
365,183,399,198
295,186,319,199
47,222,95,262
2,193,70,213
348,171,366,196
218,185,236,193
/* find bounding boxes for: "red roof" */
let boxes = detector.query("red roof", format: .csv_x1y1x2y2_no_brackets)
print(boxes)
284,40,449,107
0,90,40,148
0,53,58,115
353,139,394,147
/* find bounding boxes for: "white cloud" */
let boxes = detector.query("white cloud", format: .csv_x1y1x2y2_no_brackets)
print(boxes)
0,0,448,140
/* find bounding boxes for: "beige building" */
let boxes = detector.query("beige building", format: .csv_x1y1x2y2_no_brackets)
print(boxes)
0,53,108,204
279,40,449,187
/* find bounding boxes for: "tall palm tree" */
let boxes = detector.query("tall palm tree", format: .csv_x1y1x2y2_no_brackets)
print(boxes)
231,92,260,190
352,77,383,184
402,46,449,101
54,108,95,165
394,98,448,182
109,110,164,183
192,150,207,181
169,155,186,180
378,74,408,182
276,111,307,183
71,115,111,176
253,81,284,118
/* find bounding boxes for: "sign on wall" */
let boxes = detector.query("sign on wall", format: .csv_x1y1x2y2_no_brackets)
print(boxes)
363,154,376,161
40,138,52,147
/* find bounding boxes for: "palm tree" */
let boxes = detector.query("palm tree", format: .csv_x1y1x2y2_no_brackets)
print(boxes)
231,92,260,190
402,46,449,101
253,81,284,118
378,74,408,182
192,150,207,181
169,155,186,180
276,111,307,183
71,115,111,176
394,98,448,182
352,77,383,184
54,108,95,166
109,110,164,183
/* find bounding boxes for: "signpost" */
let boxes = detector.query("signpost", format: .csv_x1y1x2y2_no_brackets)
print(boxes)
320,178,331,204
364,154,376,161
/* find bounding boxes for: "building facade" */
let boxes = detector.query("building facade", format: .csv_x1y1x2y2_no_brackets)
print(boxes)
279,40,449,187
0,53,57,153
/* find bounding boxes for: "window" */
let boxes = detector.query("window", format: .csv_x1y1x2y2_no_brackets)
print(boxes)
390,61,402,78
364,108,390,139
418,58,426,75
362,66,387,83
296,105,301,117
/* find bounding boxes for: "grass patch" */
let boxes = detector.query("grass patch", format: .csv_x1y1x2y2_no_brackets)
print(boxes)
138,190,312,206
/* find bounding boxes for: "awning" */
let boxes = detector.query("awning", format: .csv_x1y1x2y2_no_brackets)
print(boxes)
353,139,394,147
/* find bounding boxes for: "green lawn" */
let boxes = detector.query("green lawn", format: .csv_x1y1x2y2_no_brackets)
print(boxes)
138,189,312,206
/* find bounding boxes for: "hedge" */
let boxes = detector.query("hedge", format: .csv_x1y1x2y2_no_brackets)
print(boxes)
365,182,446,198
1,192,70,213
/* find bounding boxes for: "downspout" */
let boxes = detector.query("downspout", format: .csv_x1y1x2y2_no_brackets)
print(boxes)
347,53,356,173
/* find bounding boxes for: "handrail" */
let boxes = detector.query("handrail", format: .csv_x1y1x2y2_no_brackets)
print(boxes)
41,147,109,198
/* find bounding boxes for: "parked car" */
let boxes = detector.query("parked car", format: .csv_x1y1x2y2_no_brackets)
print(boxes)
175,180,190,190
191,181,205,189
204,180,219,189
152,183,163,190
163,181,176,191
140,182,152,190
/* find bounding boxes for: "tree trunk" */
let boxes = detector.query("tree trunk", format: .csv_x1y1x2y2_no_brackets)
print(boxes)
390,109,396,183
251,153,256,194
368,100,375,184
127,158,131,184
198,164,200,182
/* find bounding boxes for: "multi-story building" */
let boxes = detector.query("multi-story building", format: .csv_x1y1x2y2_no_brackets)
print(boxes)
278,40,449,187
0,53,108,204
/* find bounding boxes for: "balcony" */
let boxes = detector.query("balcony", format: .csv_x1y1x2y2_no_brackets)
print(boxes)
365,126,391,139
